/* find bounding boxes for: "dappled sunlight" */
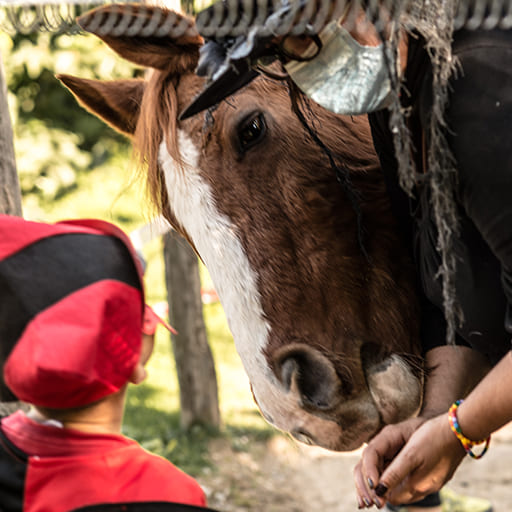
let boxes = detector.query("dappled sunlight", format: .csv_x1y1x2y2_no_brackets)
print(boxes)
197,428,363,512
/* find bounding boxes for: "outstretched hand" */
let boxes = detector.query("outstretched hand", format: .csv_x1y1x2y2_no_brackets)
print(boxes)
354,415,466,508
354,417,425,508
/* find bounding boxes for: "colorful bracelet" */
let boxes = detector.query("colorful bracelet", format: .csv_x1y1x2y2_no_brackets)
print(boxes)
448,400,491,459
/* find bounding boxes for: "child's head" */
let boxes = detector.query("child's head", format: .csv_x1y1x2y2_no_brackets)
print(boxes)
0,215,161,409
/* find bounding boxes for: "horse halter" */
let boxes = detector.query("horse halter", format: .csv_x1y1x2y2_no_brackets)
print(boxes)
179,33,322,120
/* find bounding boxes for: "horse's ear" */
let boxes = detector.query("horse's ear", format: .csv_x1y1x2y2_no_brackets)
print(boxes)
77,4,202,73
57,75,144,136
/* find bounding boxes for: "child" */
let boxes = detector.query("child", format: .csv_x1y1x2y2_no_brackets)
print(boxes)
0,214,214,512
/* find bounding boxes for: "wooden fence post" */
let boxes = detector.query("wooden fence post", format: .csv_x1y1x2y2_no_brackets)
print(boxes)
0,51,22,217
163,231,220,429
0,50,26,410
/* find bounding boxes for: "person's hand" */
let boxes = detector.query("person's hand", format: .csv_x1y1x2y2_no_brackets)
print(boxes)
354,415,466,508
354,416,426,508
379,414,466,505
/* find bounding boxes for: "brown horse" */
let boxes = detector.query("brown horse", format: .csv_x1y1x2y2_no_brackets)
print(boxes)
58,4,423,451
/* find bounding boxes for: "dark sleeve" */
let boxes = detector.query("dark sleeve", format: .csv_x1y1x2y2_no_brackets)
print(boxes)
0,422,27,511
368,111,463,354
445,28,512,337
418,294,470,354
71,504,218,512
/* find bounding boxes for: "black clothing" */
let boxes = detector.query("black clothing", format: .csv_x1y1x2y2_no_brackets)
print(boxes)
386,492,441,510
368,28,512,364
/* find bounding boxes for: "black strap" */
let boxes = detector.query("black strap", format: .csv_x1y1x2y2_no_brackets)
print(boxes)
70,502,220,512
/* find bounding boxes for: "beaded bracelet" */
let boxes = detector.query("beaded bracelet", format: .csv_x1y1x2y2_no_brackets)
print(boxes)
448,400,491,459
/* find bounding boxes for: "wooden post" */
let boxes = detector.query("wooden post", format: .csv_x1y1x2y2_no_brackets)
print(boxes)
0,51,22,217
0,50,26,411
163,231,220,429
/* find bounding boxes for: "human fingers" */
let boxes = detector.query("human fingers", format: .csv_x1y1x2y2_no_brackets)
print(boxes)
360,419,429,503
375,416,465,504
354,460,381,509
359,420,420,484
354,423,414,508
370,439,423,505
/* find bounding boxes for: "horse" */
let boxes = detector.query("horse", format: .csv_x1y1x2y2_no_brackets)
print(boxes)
58,3,423,452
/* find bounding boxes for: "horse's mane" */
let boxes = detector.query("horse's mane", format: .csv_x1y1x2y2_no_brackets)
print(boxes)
133,69,179,216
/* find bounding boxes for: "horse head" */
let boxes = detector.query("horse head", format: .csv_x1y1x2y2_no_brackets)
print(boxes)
58,4,423,451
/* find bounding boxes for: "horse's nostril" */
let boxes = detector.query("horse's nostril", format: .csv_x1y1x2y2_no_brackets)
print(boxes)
274,344,342,411
280,357,299,391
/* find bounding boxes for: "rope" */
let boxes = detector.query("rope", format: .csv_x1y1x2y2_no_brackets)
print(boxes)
195,0,512,37
1,0,512,35
0,0,139,34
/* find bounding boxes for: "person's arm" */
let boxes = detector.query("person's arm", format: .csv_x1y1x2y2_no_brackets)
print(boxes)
355,351,512,508
451,351,512,442
420,345,491,417
353,345,491,508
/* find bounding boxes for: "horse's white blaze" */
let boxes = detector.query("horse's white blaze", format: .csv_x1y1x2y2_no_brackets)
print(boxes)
159,132,278,396
157,132,417,448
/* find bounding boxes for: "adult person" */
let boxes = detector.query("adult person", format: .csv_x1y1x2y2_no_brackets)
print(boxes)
0,214,213,512
279,4,512,511
184,1,512,511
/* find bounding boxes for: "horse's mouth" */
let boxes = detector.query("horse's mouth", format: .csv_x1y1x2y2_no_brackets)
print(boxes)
284,407,381,452
291,354,424,452
250,343,423,452
364,353,424,425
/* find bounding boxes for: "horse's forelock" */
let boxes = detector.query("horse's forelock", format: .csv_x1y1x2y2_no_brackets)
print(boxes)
134,70,182,215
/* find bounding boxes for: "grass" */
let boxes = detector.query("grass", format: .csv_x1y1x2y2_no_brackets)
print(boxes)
22,146,278,477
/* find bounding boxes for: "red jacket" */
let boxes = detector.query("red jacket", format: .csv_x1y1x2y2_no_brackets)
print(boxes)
0,411,209,512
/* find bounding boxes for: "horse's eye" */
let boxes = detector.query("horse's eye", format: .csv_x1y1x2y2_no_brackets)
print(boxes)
238,113,266,152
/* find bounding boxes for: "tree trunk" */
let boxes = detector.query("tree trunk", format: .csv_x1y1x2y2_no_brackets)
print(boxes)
0,50,25,410
163,231,220,429
0,51,22,217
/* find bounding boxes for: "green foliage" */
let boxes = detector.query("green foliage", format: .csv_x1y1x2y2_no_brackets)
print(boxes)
16,120,84,202
124,382,217,475
1,29,139,207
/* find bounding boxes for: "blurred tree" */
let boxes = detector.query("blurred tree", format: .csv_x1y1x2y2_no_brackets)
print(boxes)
0,49,24,409
164,231,220,429
3,29,136,211
0,51,22,217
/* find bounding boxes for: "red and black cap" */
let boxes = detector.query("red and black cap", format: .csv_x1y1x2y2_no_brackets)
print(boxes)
0,215,146,409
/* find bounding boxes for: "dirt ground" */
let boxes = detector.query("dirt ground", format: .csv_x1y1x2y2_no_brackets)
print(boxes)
198,424,512,512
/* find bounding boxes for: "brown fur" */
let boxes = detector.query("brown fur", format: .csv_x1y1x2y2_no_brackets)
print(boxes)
59,4,424,449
